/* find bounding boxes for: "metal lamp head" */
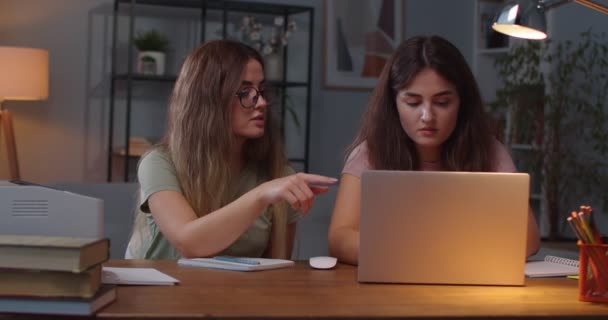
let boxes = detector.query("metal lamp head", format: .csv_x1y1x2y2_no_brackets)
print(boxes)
492,0,548,40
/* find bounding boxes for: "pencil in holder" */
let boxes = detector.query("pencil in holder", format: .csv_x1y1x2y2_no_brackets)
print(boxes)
578,243,608,302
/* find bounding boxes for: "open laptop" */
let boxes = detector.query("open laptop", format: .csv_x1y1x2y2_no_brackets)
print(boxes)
358,170,529,286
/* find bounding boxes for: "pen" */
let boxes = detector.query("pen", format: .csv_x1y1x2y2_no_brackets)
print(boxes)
213,256,260,265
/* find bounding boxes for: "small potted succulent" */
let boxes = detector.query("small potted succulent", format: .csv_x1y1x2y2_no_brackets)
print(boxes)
134,30,169,76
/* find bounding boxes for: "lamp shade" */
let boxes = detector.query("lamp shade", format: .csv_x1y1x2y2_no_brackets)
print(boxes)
0,47,49,101
492,0,548,40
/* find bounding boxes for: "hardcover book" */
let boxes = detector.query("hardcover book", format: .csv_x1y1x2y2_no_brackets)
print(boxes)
0,264,102,298
0,284,116,316
0,235,109,272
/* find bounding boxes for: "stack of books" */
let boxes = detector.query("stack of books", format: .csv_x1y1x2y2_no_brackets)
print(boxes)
0,235,116,316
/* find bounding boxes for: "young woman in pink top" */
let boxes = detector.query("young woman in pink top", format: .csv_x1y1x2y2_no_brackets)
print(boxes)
328,35,540,265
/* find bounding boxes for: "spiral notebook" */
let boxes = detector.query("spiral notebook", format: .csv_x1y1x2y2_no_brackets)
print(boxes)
525,255,579,277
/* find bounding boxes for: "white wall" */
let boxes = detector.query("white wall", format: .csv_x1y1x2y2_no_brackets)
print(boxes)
548,0,608,40
0,0,112,182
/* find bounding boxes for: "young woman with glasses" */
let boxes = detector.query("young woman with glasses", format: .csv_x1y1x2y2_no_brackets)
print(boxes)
328,35,540,265
126,40,336,259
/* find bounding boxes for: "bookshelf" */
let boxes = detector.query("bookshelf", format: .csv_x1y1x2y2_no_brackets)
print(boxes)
107,0,314,182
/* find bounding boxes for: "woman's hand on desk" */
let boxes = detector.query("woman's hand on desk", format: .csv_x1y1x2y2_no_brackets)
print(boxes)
255,173,337,215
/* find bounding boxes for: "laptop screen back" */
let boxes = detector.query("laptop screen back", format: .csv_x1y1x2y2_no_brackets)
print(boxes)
358,170,529,286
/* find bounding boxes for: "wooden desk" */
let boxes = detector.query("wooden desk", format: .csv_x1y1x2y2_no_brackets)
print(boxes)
92,260,608,319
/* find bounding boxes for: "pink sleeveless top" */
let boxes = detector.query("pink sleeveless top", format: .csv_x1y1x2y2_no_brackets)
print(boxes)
342,139,517,178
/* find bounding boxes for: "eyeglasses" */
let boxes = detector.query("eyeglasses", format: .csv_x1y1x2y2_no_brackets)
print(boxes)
235,87,265,109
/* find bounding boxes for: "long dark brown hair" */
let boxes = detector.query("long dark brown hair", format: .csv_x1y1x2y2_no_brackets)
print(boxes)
347,35,495,171
161,40,289,257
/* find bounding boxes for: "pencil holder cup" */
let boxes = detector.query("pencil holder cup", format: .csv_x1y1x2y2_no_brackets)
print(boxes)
578,243,608,303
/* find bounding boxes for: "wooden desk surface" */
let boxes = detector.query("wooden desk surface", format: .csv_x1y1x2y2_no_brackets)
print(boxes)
92,260,608,319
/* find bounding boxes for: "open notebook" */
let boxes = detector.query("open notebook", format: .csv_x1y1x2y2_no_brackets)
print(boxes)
525,255,579,277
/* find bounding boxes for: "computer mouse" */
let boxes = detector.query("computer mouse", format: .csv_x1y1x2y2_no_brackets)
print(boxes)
309,256,337,270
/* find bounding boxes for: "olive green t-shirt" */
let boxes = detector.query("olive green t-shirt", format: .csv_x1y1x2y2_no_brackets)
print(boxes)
134,149,299,259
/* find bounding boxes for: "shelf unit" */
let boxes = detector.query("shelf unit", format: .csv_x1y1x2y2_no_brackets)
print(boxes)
472,0,546,235
107,0,314,182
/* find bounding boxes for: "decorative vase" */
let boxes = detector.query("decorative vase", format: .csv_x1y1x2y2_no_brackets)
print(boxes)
264,52,283,81
137,51,165,76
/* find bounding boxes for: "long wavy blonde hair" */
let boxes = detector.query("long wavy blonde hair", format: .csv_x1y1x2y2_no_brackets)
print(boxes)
135,40,290,258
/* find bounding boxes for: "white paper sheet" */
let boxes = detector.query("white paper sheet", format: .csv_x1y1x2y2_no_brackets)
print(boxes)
102,267,179,285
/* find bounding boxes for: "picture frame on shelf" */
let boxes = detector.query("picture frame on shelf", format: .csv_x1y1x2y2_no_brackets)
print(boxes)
477,0,509,50
323,0,404,90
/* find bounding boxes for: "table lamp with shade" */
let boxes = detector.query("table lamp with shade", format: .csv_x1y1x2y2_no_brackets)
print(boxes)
0,47,49,180
492,0,608,40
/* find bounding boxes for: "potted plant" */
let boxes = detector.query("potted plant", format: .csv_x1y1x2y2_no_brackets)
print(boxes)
134,30,169,76
492,31,608,240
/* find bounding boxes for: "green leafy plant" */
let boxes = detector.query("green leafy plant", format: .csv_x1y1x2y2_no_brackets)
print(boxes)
266,87,301,131
492,31,608,239
284,94,301,130
134,30,169,52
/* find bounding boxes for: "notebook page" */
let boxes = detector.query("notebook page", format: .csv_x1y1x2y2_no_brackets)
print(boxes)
525,255,579,278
